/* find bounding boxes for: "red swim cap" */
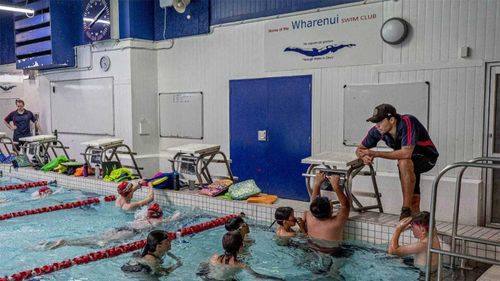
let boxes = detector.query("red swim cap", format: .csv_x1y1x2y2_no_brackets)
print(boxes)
117,181,132,196
147,203,163,219
38,186,52,196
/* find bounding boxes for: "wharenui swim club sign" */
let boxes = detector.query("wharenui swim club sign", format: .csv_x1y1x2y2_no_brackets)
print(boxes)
264,3,383,71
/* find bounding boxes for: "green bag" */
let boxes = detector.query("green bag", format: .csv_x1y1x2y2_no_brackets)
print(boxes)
41,156,69,172
228,179,261,200
103,167,136,182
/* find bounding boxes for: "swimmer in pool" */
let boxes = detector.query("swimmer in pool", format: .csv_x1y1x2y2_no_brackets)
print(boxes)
272,207,306,238
197,231,283,280
225,214,250,240
115,179,154,211
388,211,441,271
40,203,178,249
121,230,182,276
31,186,53,199
303,173,350,245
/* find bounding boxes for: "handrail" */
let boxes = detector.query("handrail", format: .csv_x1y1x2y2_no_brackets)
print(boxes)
450,158,500,269
425,158,500,281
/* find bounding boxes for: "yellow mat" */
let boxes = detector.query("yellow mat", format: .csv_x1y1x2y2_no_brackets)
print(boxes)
246,194,278,204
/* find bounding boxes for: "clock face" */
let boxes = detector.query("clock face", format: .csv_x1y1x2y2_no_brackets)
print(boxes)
83,0,111,42
100,56,111,71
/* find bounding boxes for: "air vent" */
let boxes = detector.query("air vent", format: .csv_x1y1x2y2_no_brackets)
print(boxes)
13,0,82,70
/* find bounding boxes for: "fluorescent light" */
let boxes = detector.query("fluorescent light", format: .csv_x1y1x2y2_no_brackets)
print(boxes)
0,4,34,14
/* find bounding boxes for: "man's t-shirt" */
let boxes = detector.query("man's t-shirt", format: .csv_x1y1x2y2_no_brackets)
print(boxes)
361,114,439,159
4,110,36,141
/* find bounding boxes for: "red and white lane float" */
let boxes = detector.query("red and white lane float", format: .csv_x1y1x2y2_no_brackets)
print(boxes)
0,181,47,192
1,213,239,280
0,195,116,221
177,213,239,236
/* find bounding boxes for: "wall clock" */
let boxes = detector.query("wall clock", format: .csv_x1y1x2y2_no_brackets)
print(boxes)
83,0,111,43
100,55,111,71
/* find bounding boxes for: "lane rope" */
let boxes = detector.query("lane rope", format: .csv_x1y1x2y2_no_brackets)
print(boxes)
1,213,239,281
0,195,116,221
0,181,47,192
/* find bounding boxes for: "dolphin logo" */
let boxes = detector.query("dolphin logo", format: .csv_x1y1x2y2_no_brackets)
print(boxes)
284,44,356,57
0,84,17,92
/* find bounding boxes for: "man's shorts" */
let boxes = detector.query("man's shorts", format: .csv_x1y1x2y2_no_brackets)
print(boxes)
398,153,437,195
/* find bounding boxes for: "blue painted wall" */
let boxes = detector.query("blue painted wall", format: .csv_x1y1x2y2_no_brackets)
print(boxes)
211,0,362,25
0,0,16,65
119,0,155,40
153,0,210,41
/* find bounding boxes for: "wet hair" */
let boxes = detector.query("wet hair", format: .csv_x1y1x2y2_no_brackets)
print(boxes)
274,207,293,226
225,216,245,231
218,231,243,264
310,197,331,219
141,230,170,257
412,211,431,230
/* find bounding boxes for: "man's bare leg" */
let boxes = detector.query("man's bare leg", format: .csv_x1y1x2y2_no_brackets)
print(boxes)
398,159,416,219
411,194,421,214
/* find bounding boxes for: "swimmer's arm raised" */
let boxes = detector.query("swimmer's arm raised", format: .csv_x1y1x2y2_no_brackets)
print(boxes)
127,185,154,209
388,218,425,256
311,171,325,201
329,175,350,224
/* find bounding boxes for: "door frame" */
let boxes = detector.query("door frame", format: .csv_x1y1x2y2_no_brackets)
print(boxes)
484,62,500,227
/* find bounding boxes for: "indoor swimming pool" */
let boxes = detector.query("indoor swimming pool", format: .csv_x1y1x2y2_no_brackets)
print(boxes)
0,177,429,280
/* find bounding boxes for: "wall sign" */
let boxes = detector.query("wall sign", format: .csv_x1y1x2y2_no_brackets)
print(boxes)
264,3,383,71
0,72,24,98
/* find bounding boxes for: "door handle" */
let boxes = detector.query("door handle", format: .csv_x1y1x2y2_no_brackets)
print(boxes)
258,130,267,141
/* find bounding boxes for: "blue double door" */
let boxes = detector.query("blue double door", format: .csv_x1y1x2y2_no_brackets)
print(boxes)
229,75,312,201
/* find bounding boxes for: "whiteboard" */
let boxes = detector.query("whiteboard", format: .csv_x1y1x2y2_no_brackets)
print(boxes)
159,92,203,139
50,78,114,135
343,82,429,146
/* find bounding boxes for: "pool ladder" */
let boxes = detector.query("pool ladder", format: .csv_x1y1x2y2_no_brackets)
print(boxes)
425,157,500,280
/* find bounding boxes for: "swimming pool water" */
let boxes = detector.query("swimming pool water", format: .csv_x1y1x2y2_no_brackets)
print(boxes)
0,177,422,280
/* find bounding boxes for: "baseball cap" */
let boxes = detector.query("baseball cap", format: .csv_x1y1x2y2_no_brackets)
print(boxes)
366,104,397,123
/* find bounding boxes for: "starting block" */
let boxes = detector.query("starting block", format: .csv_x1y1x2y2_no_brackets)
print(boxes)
0,132,17,155
81,138,143,178
19,134,70,166
167,143,235,186
302,151,383,213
